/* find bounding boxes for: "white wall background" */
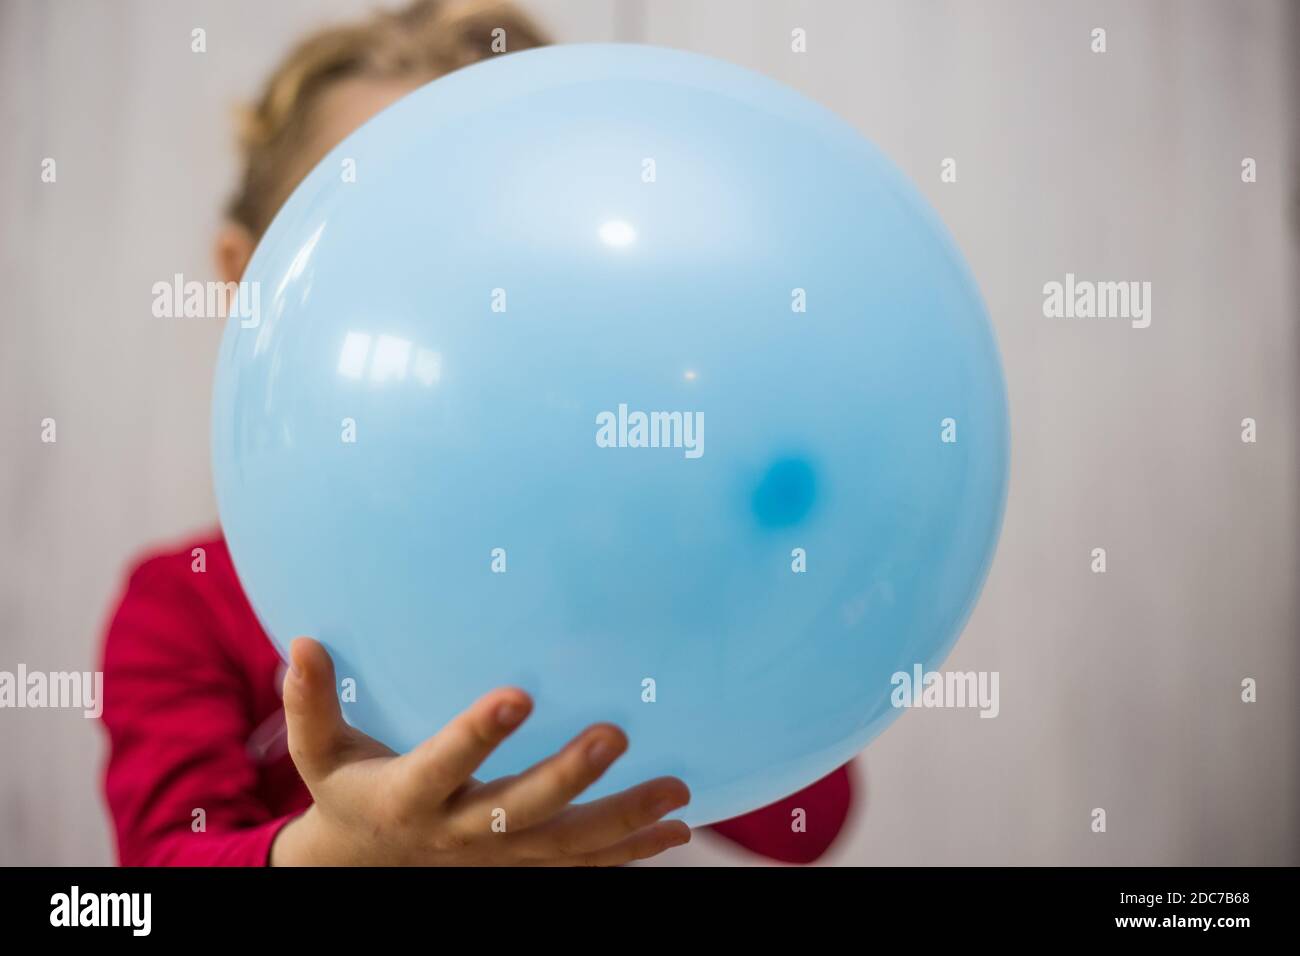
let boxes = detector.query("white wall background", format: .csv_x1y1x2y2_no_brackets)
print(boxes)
1,0,1295,866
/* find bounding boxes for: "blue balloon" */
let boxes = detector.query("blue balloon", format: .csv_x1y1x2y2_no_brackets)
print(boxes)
212,44,1008,825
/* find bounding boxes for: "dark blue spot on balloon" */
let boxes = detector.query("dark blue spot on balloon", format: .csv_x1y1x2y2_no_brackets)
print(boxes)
752,457,817,527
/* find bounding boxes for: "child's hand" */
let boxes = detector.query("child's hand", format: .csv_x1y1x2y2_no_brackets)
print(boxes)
270,637,691,865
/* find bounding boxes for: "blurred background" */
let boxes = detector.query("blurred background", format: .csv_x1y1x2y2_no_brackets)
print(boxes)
1,0,1296,865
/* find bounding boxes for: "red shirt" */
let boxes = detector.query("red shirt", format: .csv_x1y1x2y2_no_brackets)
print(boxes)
99,534,853,865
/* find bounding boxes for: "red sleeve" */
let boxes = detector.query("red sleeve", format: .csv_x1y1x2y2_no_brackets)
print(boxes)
708,763,855,864
99,553,299,866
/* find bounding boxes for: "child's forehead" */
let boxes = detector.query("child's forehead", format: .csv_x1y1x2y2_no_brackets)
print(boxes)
308,77,421,157
274,75,426,223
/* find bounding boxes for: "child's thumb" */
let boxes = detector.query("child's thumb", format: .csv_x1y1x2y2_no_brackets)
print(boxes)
282,637,349,783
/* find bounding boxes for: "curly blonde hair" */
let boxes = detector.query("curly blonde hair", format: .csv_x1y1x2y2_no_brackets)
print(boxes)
227,0,550,235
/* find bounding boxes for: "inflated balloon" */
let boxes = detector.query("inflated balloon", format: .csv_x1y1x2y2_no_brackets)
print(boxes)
212,44,1008,825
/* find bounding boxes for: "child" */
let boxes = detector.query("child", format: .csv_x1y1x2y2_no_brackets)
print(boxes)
100,0,853,866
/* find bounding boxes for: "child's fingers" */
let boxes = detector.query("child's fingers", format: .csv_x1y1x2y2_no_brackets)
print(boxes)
533,820,692,867
449,723,628,836
394,687,533,812
282,637,350,783
508,776,690,860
